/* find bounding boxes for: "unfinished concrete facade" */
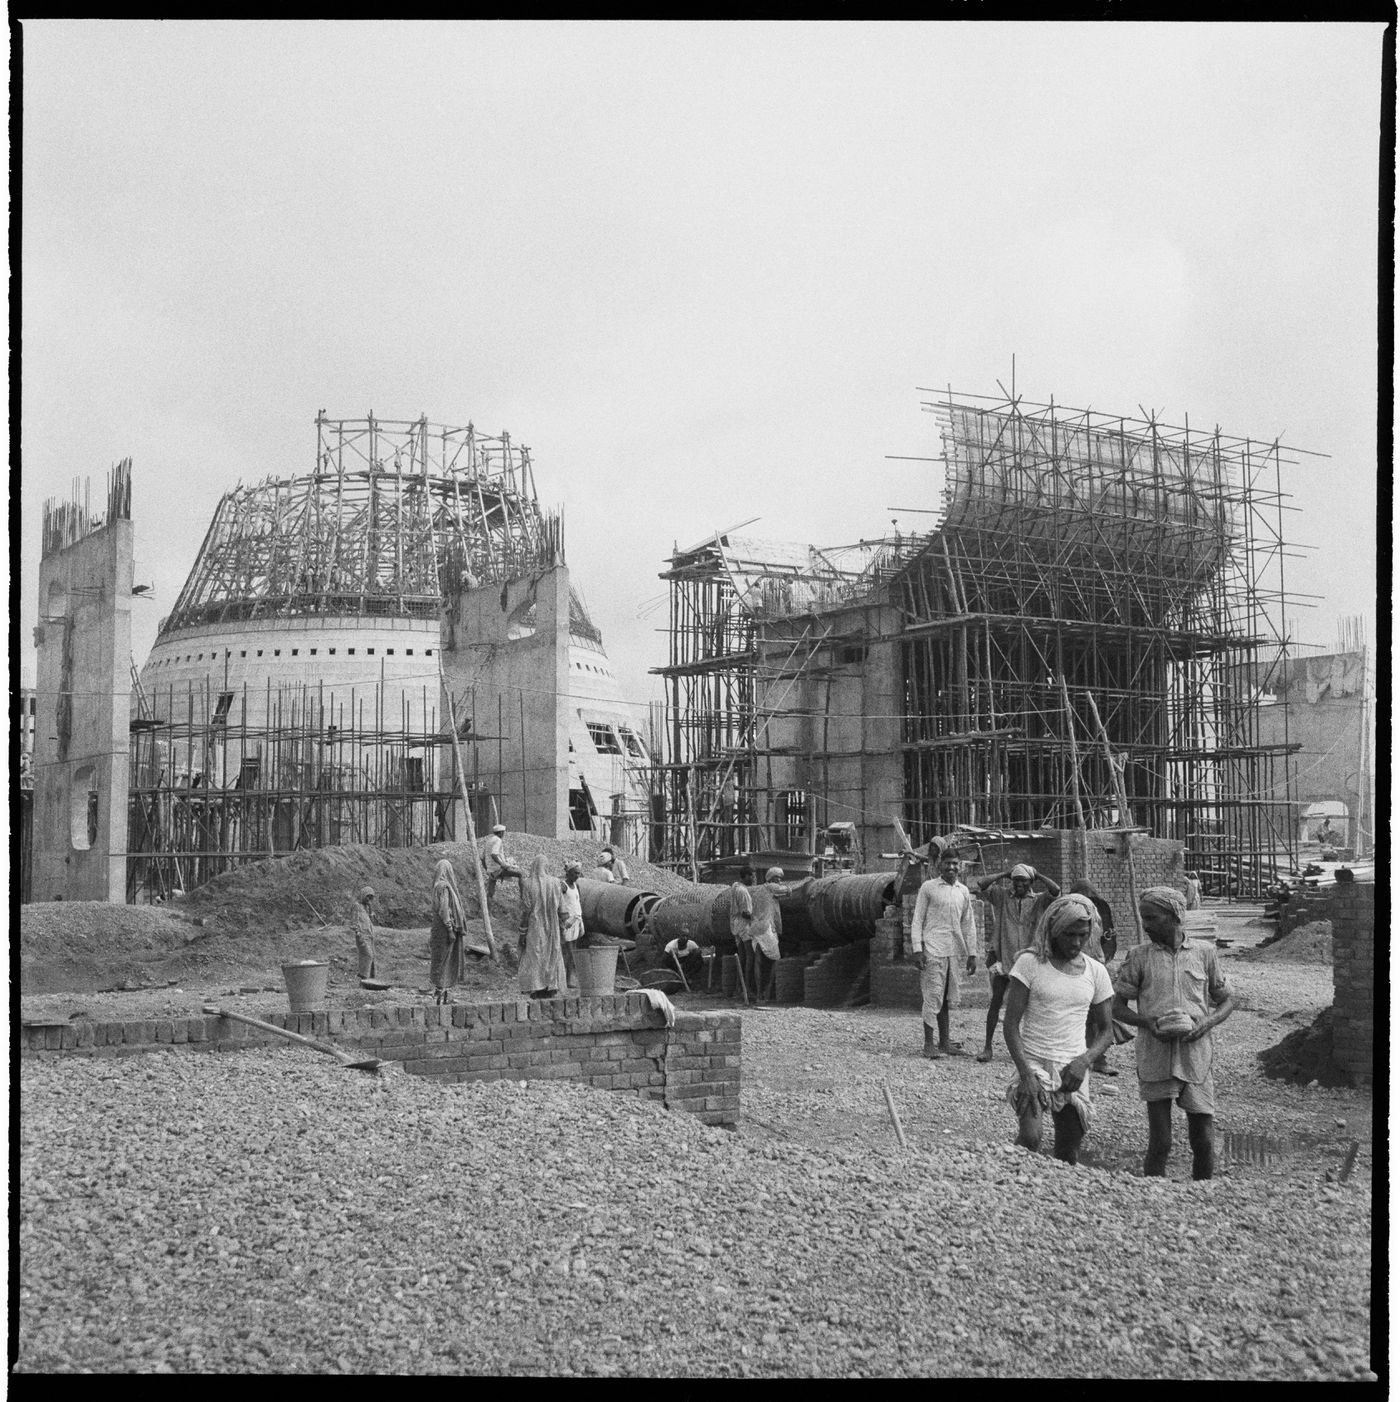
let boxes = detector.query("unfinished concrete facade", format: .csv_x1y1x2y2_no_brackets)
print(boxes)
1255,644,1373,856
32,462,134,902
651,387,1301,896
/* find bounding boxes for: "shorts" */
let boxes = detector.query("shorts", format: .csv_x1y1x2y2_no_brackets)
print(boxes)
1138,1075,1216,1115
920,956,961,1019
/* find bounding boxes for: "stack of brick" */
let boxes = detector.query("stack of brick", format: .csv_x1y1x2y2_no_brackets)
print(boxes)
1279,887,1335,937
773,954,816,1004
1329,883,1374,1088
803,940,870,1008
19,992,743,1128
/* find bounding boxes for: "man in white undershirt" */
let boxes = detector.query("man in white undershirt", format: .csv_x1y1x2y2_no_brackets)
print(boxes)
1002,893,1115,1166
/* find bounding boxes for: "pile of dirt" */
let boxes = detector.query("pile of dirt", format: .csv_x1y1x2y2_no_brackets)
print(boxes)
1242,919,1333,965
22,837,698,997
177,835,694,937
1257,1006,1351,1087
20,904,199,994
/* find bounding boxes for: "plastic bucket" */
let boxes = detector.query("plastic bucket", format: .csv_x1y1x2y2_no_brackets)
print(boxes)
282,960,329,1012
574,945,619,995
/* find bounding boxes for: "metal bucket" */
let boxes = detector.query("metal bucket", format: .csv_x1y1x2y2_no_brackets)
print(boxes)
282,960,329,1012
805,873,897,945
574,944,619,995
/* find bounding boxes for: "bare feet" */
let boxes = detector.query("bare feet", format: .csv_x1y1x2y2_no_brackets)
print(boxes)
976,1047,994,1063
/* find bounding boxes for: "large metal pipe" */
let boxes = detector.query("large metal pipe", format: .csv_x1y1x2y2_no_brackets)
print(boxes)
803,872,898,945
576,878,662,942
645,886,733,948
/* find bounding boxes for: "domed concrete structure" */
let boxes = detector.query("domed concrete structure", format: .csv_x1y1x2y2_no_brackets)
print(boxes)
133,414,651,890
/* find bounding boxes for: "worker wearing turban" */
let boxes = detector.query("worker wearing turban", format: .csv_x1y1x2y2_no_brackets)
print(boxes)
1112,882,1236,1180
968,860,1060,1063
1029,893,1099,962
1138,885,1188,924
1001,890,1115,1166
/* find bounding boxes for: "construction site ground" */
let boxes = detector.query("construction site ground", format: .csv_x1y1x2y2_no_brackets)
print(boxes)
19,862,1373,1377
20,874,1367,1171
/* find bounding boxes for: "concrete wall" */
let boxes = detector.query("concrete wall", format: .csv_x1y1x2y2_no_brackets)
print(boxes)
1257,651,1371,851
756,593,903,866
443,566,571,837
140,615,442,730
33,520,134,902
19,993,743,1128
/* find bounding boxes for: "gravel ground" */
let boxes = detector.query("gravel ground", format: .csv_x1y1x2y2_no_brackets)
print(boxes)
17,952,1374,1378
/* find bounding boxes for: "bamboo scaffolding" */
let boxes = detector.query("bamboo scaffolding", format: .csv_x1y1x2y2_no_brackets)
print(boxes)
645,388,1300,895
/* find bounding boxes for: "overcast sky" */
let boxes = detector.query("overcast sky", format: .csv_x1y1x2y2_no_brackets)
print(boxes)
17,20,1385,703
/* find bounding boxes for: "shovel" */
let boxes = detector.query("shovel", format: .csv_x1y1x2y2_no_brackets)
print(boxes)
202,1005,383,1073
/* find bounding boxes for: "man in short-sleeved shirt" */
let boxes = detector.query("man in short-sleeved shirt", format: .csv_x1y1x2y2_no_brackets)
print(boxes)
969,863,1059,1062
911,851,978,1059
1113,886,1234,1180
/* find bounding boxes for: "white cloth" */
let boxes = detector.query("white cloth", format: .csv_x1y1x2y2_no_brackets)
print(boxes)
481,834,510,870
1008,952,1114,1063
664,938,701,957
640,988,676,1028
910,878,976,959
590,866,615,883
1005,1057,1094,1132
560,883,583,943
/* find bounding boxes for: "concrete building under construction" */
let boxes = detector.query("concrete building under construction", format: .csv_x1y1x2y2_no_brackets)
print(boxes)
650,386,1303,897
126,414,653,900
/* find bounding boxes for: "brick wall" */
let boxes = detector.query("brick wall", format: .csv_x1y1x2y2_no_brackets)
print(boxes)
19,992,742,1128
1328,884,1374,1088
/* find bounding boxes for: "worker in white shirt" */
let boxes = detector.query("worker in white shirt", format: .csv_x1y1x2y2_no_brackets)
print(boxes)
663,935,704,984
598,846,630,885
910,849,978,1059
480,825,523,903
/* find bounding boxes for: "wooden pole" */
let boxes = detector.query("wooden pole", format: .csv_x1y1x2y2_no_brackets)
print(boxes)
881,1083,909,1149
519,689,528,833
684,766,700,883
1085,690,1143,945
1059,674,1090,881
442,673,498,960
669,950,692,993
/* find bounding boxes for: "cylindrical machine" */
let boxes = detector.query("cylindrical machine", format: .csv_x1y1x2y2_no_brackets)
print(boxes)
646,886,733,948
804,872,898,945
576,878,661,942
775,877,819,945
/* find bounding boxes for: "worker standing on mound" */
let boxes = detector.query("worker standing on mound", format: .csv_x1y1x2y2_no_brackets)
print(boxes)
1112,886,1235,1180
481,824,523,903
350,886,377,980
